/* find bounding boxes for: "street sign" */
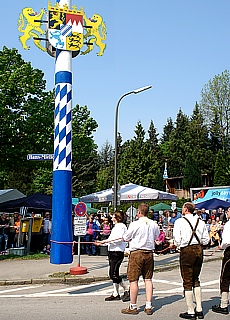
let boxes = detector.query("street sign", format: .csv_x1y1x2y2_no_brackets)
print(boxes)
74,216,87,236
27,154,54,160
74,202,87,217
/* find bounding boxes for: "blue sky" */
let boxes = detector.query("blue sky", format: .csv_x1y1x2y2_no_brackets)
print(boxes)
2,0,230,149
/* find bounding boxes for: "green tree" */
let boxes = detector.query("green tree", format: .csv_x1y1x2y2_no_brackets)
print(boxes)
96,140,114,190
187,102,214,175
0,46,54,194
144,121,164,190
160,117,174,143
98,140,113,166
183,156,202,189
213,150,230,186
167,109,189,177
72,105,99,197
118,121,147,185
200,69,230,152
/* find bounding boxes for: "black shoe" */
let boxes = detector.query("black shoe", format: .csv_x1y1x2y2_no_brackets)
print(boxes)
105,294,120,301
195,311,204,319
122,290,130,302
212,305,229,315
179,312,196,319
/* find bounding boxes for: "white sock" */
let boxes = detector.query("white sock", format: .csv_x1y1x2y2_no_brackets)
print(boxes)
130,303,137,310
113,283,119,297
194,287,202,312
185,291,194,314
221,292,229,309
120,279,129,291
145,301,152,309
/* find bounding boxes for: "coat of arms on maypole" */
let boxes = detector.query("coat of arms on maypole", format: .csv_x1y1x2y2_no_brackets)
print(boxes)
48,1,84,51
18,1,107,57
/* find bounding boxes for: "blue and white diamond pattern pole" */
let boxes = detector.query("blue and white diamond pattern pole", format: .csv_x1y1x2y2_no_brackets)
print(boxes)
51,0,73,264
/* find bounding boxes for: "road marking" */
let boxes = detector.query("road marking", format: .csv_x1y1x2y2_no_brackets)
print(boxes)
0,285,43,294
0,278,220,298
201,280,219,286
153,279,182,286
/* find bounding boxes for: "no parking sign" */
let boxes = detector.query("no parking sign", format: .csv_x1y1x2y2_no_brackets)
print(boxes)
75,202,87,217
74,202,87,236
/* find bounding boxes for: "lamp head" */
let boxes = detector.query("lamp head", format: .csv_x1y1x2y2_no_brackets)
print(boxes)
133,85,152,94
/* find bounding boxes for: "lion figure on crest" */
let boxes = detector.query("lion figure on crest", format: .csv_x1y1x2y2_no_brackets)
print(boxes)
82,13,107,56
18,7,46,51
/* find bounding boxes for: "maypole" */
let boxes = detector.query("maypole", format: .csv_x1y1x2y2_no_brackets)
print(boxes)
50,0,73,264
18,0,107,265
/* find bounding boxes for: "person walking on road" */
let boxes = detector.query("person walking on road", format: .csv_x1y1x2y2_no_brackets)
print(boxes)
121,203,159,315
95,211,130,302
212,206,230,315
172,202,209,319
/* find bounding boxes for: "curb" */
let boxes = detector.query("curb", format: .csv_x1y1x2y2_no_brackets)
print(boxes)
0,253,222,286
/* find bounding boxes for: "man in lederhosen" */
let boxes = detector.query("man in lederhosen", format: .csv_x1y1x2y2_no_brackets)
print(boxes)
172,202,209,319
212,206,230,315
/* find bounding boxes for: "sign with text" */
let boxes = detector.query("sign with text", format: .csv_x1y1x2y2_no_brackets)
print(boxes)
74,216,87,236
27,154,54,160
191,186,230,204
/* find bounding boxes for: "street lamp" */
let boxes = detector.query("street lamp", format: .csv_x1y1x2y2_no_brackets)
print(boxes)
113,85,152,211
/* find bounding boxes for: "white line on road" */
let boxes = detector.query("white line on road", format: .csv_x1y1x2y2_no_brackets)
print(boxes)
0,285,43,294
0,279,220,298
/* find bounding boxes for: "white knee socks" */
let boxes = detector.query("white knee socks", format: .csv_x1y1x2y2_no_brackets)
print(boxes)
113,283,119,297
194,287,202,312
185,291,195,314
221,292,229,309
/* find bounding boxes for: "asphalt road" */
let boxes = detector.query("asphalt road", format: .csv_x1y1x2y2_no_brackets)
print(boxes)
0,258,226,320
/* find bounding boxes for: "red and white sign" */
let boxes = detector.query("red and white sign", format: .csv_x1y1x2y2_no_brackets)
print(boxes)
74,202,87,217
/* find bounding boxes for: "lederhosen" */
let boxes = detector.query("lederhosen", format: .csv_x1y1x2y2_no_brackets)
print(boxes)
220,246,230,293
180,218,203,291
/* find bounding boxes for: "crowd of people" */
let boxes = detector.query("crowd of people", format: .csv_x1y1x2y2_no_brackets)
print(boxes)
0,205,228,256
0,211,52,254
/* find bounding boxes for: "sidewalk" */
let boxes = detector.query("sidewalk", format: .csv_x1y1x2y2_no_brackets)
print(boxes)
0,248,223,286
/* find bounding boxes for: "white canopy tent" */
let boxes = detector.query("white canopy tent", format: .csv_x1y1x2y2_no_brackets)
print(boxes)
79,183,177,203
0,189,26,204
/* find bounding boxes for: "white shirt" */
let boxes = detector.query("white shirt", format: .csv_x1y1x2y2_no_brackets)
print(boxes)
107,222,127,252
43,218,51,233
173,214,209,248
123,217,160,251
221,220,230,250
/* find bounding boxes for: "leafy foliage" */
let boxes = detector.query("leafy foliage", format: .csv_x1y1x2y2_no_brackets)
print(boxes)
96,140,114,190
200,70,230,152
0,47,54,194
72,105,99,197
213,150,230,186
183,156,202,189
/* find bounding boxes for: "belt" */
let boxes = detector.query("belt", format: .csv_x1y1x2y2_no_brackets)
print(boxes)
180,244,201,251
132,249,153,253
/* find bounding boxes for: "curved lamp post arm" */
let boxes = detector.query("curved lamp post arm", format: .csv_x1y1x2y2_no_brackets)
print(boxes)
113,85,152,211
114,91,134,211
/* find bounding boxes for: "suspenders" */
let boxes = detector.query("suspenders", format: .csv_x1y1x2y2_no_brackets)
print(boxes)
183,217,201,246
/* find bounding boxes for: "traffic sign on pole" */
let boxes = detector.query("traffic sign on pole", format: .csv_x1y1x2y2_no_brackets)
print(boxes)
74,202,87,217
